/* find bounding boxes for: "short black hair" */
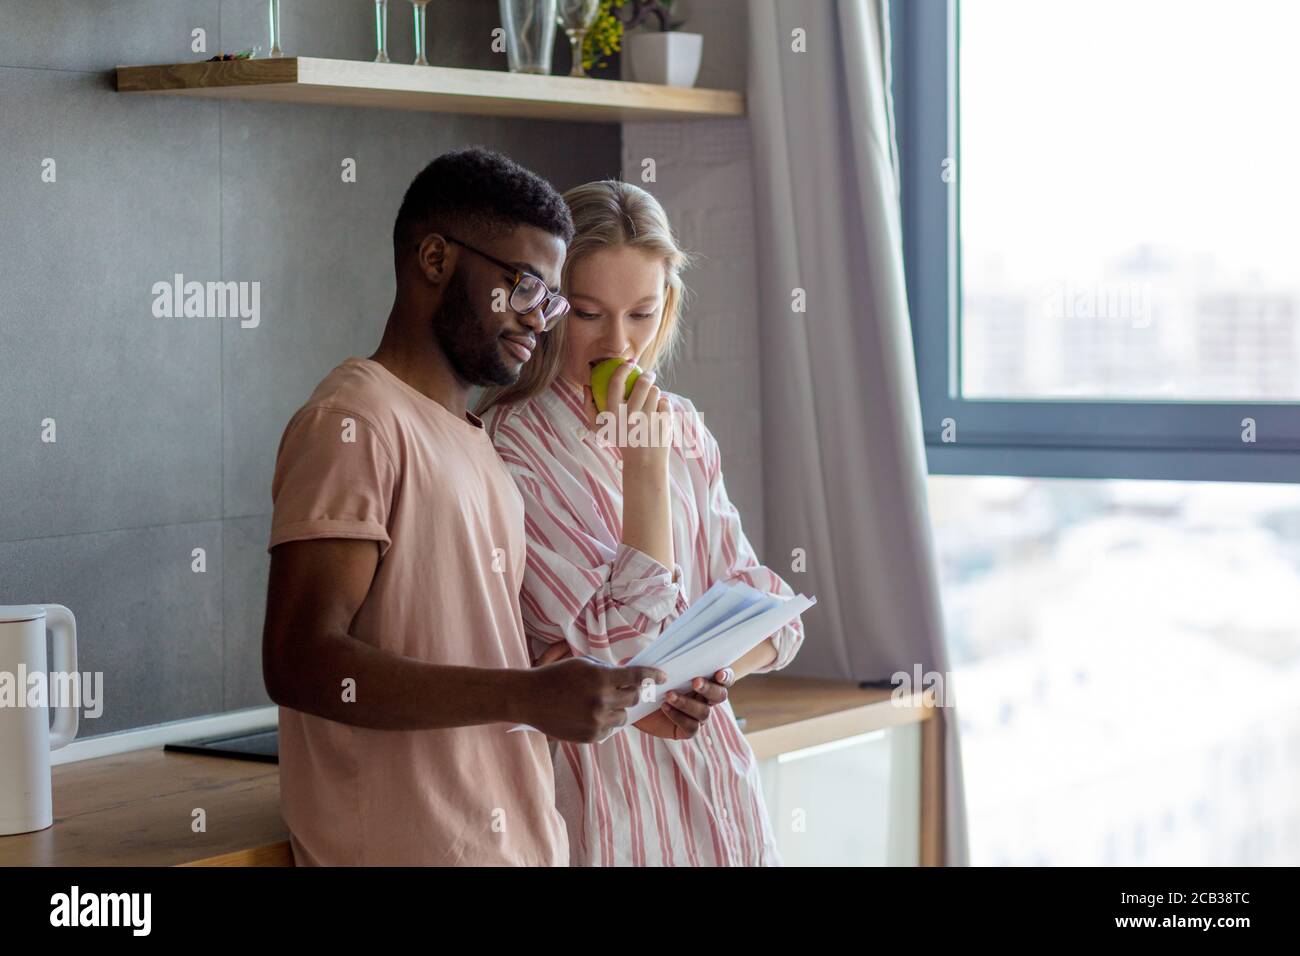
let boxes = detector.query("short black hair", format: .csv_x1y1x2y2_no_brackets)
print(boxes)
392,147,574,259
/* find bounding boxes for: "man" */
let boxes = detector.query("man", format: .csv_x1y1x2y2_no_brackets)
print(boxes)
261,148,668,866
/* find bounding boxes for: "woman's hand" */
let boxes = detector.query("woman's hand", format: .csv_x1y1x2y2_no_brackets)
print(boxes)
533,642,573,667
603,363,672,475
632,669,733,740
593,361,676,575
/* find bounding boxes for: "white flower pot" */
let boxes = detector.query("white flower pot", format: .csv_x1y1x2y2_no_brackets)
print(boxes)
623,31,703,87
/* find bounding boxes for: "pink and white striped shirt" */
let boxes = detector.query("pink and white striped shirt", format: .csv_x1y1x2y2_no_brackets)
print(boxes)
484,376,805,866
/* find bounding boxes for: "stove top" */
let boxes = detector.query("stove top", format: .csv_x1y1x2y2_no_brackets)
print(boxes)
165,728,278,763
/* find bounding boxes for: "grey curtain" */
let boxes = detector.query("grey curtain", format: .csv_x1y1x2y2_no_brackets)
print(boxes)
746,0,970,866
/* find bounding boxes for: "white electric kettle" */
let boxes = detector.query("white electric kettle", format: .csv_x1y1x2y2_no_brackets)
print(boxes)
0,604,78,836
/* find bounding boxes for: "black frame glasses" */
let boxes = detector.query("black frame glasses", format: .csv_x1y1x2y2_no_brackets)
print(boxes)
435,234,570,330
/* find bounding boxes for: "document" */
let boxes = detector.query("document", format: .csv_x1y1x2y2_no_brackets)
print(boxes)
508,580,815,737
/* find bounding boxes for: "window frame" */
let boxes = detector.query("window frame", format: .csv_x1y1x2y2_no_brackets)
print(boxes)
890,0,1300,484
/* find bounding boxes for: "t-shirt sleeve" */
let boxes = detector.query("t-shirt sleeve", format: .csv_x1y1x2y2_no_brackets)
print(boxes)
267,404,398,557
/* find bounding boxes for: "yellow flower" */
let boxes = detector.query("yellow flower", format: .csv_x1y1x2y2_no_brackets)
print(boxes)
582,0,626,72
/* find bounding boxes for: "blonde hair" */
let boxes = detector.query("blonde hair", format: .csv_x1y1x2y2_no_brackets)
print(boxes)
476,180,692,417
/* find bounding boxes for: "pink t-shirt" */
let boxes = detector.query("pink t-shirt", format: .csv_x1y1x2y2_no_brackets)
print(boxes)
267,356,568,866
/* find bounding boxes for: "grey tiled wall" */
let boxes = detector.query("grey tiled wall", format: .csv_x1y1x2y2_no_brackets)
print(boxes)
622,0,768,554
0,0,620,736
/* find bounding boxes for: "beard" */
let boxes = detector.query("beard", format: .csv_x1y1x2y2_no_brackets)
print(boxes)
430,268,519,387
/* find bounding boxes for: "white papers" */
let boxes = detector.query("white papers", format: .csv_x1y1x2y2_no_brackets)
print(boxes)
507,580,815,739
622,580,815,725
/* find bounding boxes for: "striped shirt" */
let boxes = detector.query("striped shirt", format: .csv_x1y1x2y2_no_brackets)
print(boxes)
484,376,805,866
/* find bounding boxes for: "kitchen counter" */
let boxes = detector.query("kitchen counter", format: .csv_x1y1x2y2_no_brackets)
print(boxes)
0,675,941,866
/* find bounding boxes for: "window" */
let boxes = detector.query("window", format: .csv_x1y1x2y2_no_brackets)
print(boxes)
927,473,1300,864
892,0,1300,483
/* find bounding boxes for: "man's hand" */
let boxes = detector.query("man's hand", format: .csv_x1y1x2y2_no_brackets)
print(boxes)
528,643,735,742
519,657,666,743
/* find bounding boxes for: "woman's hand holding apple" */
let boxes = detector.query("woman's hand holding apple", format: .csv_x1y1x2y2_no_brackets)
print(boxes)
602,361,671,475
593,359,677,591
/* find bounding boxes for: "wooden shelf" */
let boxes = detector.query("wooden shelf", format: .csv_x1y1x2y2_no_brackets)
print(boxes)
115,57,745,123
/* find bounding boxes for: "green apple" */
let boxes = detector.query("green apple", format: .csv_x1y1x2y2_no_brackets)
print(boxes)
590,358,642,413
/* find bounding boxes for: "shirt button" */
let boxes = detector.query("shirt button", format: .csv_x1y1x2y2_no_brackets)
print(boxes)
616,459,623,470
573,426,585,439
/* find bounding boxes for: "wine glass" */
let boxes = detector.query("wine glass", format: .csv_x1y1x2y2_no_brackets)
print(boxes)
267,0,284,58
373,0,390,63
409,0,431,66
557,0,600,78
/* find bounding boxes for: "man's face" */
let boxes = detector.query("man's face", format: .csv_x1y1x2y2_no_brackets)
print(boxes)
429,224,566,387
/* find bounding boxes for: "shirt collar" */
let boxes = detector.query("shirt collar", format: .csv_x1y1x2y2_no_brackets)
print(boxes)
547,374,589,424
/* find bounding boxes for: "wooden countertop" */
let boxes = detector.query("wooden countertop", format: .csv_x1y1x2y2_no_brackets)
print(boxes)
0,676,934,866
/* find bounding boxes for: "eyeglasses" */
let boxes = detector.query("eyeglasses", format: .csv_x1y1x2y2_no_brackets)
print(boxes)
437,235,570,331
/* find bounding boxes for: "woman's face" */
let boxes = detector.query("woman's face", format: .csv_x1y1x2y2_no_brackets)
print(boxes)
559,245,666,394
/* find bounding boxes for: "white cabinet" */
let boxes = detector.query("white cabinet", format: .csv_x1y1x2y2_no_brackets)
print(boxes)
757,722,922,866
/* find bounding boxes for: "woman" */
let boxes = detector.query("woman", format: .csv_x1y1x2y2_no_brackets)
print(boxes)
479,180,804,866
